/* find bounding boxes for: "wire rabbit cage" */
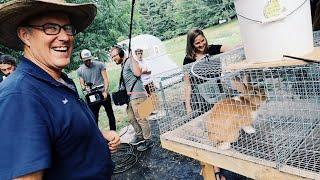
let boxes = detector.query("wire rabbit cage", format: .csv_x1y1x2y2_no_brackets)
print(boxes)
153,32,320,179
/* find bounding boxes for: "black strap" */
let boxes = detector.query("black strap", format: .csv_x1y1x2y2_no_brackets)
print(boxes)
119,58,128,88
119,58,138,94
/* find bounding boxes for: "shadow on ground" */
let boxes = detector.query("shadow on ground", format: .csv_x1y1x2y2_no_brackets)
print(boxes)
112,118,203,180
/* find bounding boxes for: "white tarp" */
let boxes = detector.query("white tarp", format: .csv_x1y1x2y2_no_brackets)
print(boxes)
119,34,179,76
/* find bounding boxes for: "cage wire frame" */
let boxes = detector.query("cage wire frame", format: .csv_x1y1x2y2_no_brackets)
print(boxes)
151,31,320,179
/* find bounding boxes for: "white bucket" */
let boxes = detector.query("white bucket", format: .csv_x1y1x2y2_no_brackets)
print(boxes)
234,0,314,63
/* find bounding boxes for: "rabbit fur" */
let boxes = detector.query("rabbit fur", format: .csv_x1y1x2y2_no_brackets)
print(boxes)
207,74,267,150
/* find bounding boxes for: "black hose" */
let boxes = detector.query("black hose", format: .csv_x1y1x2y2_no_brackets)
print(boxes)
111,143,143,174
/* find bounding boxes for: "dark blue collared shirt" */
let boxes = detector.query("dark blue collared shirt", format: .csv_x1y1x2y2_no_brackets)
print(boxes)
0,57,114,179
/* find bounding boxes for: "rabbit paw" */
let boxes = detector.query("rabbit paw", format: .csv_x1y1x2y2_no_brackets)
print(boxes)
217,142,231,150
242,126,256,134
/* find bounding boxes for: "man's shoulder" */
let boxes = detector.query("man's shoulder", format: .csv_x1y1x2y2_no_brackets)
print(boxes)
76,64,87,74
0,70,35,96
123,60,132,71
77,64,85,70
92,60,106,68
92,60,104,65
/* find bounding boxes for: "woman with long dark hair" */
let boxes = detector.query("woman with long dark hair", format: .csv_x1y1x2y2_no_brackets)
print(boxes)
183,28,228,116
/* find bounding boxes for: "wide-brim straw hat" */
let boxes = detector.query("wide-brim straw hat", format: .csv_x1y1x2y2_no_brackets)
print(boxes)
0,0,97,50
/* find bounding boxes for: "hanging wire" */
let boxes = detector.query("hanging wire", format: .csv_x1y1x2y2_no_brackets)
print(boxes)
236,0,308,24
128,0,135,55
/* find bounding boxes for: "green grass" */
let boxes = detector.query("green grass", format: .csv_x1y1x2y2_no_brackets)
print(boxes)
69,20,241,132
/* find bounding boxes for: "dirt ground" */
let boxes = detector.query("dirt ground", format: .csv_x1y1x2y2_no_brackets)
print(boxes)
111,118,203,180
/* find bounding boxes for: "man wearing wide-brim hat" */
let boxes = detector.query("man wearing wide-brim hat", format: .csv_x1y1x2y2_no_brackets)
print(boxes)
0,0,120,179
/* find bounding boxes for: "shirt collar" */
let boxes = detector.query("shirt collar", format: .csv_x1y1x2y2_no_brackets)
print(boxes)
17,57,73,86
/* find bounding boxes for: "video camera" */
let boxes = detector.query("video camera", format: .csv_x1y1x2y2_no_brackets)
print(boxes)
84,82,105,105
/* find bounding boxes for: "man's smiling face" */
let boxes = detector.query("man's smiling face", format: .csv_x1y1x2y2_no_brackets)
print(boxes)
21,12,74,71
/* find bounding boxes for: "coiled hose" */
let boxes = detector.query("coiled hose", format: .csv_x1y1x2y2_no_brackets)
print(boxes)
111,143,142,174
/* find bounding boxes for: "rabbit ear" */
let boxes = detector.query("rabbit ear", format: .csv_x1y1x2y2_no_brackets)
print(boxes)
231,76,247,93
242,73,251,86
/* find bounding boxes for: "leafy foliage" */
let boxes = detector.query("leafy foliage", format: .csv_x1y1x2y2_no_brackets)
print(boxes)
136,0,235,40
65,0,132,72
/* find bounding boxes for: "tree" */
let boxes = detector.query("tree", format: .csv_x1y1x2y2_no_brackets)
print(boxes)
136,0,236,40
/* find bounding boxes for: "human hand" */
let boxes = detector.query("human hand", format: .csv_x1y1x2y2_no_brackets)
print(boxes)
102,91,108,99
83,86,90,93
102,130,120,153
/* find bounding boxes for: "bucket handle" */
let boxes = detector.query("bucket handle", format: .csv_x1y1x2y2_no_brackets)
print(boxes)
261,13,287,24
236,0,308,24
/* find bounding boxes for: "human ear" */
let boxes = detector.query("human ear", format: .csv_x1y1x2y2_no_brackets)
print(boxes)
17,27,31,47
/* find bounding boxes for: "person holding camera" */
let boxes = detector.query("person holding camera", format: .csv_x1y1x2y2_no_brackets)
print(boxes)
77,49,117,130
110,46,154,151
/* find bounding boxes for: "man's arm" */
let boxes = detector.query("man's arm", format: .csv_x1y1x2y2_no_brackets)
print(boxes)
101,70,109,91
141,64,151,75
101,69,109,98
220,43,243,53
130,56,142,77
101,130,120,153
78,77,86,91
139,60,151,75
14,171,43,180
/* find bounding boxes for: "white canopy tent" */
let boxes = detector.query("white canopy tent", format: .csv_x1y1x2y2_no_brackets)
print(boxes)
118,34,182,88
119,34,179,76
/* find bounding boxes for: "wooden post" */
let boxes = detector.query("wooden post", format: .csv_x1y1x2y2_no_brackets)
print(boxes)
200,162,216,180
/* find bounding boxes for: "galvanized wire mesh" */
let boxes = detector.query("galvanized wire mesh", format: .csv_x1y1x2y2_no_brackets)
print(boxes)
152,31,320,179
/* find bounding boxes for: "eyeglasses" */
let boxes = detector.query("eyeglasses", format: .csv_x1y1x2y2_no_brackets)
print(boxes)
136,52,143,55
111,53,119,59
25,23,77,36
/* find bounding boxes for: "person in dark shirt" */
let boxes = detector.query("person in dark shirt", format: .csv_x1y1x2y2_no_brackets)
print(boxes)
0,0,120,179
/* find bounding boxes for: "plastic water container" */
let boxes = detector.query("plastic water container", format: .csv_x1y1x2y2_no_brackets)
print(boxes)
234,0,314,63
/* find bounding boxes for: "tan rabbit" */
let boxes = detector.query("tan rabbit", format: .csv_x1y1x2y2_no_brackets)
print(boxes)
206,74,267,150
